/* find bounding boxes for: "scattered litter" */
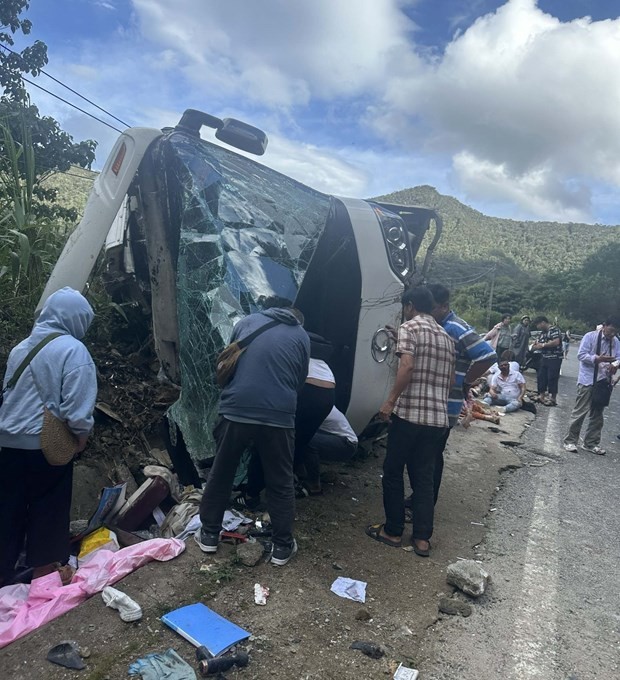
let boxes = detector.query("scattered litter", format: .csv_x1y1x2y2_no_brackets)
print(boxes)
470,521,486,526
350,640,385,659
152,506,166,527
254,584,270,606
175,514,202,541
401,546,414,552
128,648,196,679
78,527,120,564
197,651,250,676
116,477,171,531
351,497,359,502
85,483,127,534
161,603,251,656
447,560,490,597
222,509,253,532
102,586,142,622
47,640,86,670
394,663,420,679
490,508,497,512
331,577,367,603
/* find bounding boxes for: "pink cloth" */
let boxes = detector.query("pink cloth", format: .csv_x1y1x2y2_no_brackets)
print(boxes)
0,538,185,648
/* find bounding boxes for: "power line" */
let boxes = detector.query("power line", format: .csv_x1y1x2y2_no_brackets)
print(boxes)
0,43,129,128
21,76,123,133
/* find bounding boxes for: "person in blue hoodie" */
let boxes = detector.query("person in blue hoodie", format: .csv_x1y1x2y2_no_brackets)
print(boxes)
0,287,97,586
196,302,310,567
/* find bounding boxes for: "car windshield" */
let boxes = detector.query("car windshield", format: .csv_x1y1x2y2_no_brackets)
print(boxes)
163,132,332,458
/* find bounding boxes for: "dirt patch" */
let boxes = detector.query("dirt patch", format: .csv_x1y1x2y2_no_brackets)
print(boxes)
0,410,530,679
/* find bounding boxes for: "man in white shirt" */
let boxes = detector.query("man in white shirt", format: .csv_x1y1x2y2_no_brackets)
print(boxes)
483,360,526,412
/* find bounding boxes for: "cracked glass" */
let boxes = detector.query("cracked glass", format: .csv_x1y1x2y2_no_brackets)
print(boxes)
165,133,332,459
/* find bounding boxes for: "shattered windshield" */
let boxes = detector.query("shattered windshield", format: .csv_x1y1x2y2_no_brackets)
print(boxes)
165,132,332,459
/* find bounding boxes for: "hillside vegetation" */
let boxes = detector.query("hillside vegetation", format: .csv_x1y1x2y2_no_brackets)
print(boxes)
376,185,620,276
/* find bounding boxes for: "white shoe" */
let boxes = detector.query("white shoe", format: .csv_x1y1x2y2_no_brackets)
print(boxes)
563,443,578,452
581,445,606,455
101,586,142,622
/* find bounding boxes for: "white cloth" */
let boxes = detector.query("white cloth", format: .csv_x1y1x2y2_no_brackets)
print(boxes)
307,358,335,383
318,406,357,444
490,370,525,401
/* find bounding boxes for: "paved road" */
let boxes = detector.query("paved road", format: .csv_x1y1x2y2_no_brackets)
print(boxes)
425,350,620,679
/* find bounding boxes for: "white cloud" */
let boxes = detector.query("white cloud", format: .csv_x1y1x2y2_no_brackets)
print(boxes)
374,0,620,219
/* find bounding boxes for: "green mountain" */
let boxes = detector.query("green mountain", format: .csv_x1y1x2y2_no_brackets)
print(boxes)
375,185,620,277
41,166,97,219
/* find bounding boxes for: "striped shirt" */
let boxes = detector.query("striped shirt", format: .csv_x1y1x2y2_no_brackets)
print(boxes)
441,311,497,427
394,313,455,428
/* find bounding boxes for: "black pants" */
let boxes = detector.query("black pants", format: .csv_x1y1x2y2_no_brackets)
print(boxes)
247,383,335,495
293,384,335,472
304,431,357,487
537,356,562,396
0,448,74,582
199,418,295,547
407,428,450,506
383,416,447,540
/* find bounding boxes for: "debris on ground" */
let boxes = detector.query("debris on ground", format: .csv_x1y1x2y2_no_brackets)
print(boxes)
330,577,367,603
128,648,196,679
393,663,420,679
349,640,386,659
355,608,373,621
254,584,270,606
237,541,265,567
438,596,473,617
46,640,86,670
160,603,251,656
101,586,143,622
197,650,250,676
446,560,490,597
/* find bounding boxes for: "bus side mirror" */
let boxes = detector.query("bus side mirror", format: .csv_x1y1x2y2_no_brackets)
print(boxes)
215,118,268,156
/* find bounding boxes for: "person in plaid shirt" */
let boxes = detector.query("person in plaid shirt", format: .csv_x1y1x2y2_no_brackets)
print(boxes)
366,286,455,557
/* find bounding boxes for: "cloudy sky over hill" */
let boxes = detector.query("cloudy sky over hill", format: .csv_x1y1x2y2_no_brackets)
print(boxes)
18,0,620,224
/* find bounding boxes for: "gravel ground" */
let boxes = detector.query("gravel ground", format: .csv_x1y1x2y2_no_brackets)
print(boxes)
0,399,531,679
419,350,620,680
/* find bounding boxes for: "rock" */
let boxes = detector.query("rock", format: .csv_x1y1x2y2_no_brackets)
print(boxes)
350,640,385,659
355,608,372,622
438,597,472,617
236,541,265,567
446,560,490,597
69,520,89,536
332,562,344,570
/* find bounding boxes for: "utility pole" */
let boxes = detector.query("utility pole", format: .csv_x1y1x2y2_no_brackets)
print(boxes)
486,263,496,328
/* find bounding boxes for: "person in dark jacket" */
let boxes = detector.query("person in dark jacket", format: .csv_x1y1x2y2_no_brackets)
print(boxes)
512,315,531,367
197,305,310,567
0,287,97,587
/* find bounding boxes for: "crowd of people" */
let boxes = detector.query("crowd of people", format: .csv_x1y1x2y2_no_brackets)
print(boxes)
1,284,619,586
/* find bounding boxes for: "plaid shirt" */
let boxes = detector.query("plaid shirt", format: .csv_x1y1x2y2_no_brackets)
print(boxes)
394,313,455,428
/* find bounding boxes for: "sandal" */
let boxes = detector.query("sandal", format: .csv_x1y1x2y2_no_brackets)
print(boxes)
412,539,431,557
365,523,402,548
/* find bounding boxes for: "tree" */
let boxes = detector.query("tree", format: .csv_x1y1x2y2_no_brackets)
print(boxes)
0,1,97,221
0,0,48,101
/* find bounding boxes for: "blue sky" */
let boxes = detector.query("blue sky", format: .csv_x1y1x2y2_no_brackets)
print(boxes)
14,0,620,224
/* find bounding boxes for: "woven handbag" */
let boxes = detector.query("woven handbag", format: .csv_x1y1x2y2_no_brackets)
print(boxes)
40,406,77,466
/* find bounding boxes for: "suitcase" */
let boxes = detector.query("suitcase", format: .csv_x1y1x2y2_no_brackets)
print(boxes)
114,476,170,531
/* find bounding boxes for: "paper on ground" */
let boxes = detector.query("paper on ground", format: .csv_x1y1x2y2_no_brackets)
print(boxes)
330,577,367,603
394,664,419,679
222,509,252,532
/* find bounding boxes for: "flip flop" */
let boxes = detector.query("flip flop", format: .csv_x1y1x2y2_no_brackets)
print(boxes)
365,523,402,548
412,539,431,557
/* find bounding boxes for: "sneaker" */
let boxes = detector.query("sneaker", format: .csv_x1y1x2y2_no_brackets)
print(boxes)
582,445,606,455
271,539,298,566
563,443,578,452
194,529,219,553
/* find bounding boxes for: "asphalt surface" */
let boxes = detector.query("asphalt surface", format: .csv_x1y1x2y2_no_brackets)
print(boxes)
424,350,620,680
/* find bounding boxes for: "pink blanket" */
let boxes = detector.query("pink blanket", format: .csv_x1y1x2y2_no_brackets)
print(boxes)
0,538,185,648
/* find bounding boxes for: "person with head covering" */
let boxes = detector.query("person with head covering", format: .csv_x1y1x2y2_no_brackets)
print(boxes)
0,288,97,587
512,315,531,367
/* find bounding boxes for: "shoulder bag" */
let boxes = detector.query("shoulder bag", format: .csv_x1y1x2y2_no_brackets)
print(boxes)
590,331,613,411
216,319,279,388
1,332,78,466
